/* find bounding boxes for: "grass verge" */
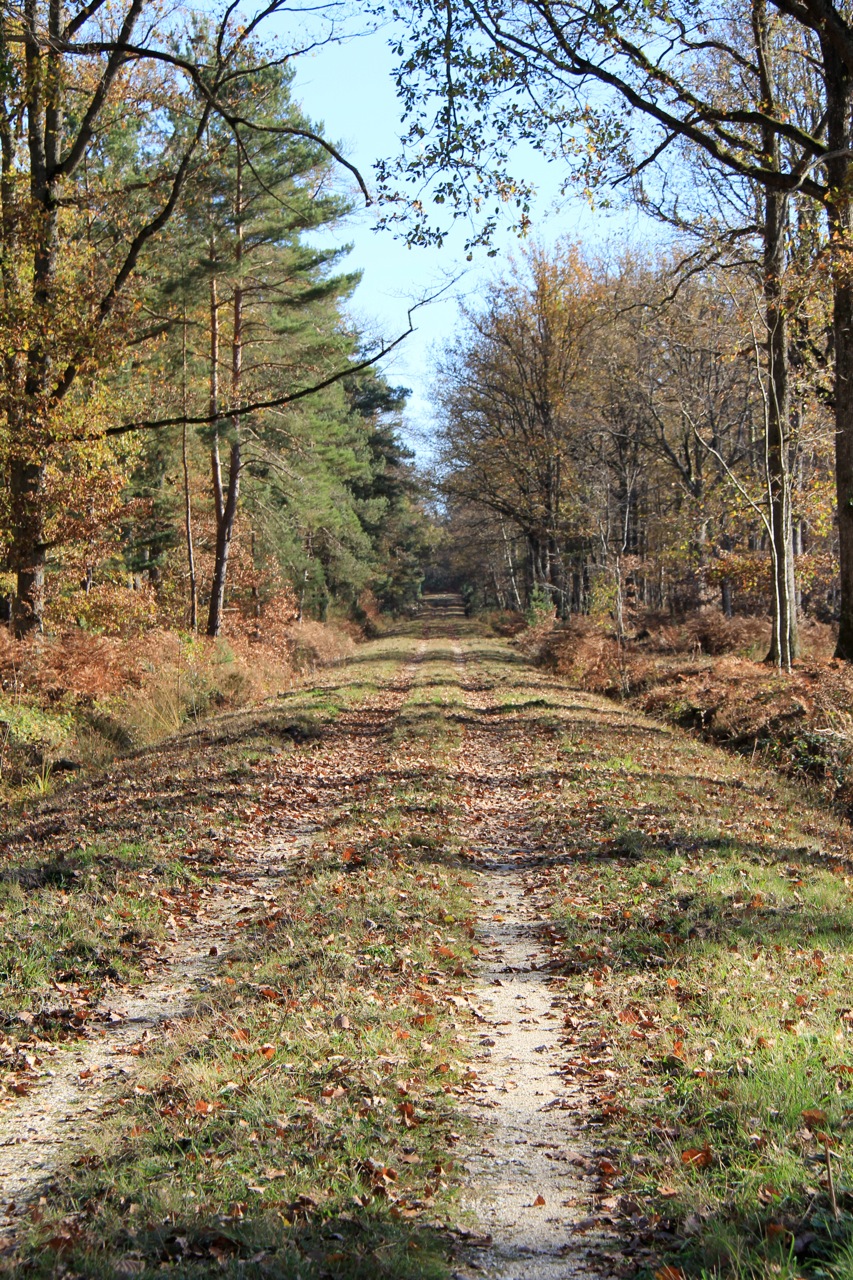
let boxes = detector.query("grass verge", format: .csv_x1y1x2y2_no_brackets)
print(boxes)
531,697,853,1279
6,635,481,1279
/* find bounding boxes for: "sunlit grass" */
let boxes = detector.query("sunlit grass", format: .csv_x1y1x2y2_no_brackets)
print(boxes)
535,701,853,1279
12,630,476,1279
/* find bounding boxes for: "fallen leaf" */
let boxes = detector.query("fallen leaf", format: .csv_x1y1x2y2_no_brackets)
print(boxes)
681,1146,712,1168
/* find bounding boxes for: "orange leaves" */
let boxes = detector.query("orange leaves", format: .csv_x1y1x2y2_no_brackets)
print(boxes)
802,1108,828,1128
681,1145,712,1168
766,1222,789,1243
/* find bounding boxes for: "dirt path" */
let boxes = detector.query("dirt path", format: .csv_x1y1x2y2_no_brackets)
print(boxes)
4,601,845,1278
0,647,427,1238
456,868,600,1280
445,647,609,1279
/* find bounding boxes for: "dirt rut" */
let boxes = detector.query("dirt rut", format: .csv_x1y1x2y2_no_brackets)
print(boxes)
451,649,609,1279
0,651,426,1236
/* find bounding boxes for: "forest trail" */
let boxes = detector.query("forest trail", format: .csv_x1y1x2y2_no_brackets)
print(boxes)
0,598,849,1278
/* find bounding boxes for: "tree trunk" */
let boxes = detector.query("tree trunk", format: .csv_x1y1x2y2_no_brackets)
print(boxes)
721,578,733,618
206,153,243,639
763,187,798,667
501,520,523,611
824,39,853,659
206,439,240,637
754,0,798,669
209,264,223,526
8,1,59,638
181,313,197,632
9,456,46,637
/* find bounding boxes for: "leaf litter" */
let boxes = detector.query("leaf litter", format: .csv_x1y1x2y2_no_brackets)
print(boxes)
0,599,851,1277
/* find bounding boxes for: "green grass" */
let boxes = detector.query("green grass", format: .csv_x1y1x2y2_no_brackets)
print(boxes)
9,630,480,1279
532,705,853,1279
0,840,176,1023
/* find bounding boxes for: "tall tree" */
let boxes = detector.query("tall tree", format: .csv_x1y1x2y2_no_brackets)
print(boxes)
0,0,365,635
383,0,853,657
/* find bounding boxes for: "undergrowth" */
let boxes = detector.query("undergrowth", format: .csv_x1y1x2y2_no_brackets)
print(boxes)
523,609,853,814
0,620,355,800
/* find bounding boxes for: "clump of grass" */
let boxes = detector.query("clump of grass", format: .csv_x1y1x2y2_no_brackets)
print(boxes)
0,841,190,1026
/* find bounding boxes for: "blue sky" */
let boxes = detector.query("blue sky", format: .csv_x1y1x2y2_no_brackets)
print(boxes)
291,23,655,460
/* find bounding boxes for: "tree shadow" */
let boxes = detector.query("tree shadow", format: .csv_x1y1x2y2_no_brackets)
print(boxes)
8,1182,468,1278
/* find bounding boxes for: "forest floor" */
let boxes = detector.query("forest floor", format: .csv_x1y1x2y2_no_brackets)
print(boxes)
1,597,853,1279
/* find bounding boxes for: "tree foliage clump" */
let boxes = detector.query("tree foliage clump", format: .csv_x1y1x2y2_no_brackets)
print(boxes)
0,1,434,646
436,243,835,640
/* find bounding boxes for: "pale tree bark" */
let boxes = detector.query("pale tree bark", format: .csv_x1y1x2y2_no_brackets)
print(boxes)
754,0,798,667
207,152,243,639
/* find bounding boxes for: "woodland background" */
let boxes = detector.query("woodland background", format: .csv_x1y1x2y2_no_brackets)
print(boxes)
3,0,853,802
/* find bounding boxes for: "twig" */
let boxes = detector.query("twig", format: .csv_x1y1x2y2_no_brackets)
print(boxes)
825,1138,839,1221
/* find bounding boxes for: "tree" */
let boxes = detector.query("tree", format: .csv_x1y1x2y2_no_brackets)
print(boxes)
435,243,603,613
181,58,357,637
383,0,853,658
435,245,814,628
0,0,366,636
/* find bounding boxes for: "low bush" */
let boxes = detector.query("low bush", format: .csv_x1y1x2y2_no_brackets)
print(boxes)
289,619,355,671
0,613,354,797
527,608,853,811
